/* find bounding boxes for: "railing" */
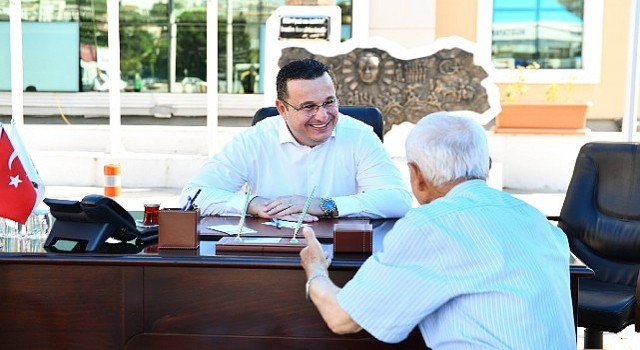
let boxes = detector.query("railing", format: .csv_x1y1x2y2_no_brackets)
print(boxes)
0,92,264,118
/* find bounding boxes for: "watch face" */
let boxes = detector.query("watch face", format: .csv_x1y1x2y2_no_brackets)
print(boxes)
321,198,336,215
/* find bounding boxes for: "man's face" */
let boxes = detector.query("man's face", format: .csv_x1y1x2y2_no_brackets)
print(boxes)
276,73,339,147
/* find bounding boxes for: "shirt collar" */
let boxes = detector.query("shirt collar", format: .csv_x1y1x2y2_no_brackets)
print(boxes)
277,114,339,146
446,179,486,198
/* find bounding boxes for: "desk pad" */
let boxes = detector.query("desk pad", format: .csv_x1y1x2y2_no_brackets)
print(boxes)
198,216,369,242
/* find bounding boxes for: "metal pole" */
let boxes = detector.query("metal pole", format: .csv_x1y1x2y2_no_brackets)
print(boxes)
169,0,177,92
9,0,24,126
107,0,123,153
622,0,640,141
226,0,233,93
207,0,219,156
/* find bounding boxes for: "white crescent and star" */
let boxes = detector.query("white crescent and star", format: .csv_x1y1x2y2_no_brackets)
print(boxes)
6,150,22,188
8,151,17,170
9,174,22,188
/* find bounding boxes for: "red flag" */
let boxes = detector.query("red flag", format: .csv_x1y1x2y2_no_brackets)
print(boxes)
0,125,37,224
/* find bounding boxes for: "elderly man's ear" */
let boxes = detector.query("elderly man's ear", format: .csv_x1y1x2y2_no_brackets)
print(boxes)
407,162,430,204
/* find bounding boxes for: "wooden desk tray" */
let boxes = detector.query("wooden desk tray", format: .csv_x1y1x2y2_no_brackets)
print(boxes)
215,236,306,256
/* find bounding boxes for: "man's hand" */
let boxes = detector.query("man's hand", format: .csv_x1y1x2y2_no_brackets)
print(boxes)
250,195,319,222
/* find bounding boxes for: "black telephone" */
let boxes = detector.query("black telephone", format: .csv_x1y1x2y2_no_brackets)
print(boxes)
44,194,158,253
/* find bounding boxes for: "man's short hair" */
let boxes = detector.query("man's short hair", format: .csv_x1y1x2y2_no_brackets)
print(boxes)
276,58,330,100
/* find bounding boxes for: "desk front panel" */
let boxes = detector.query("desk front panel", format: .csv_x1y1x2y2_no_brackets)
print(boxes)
0,255,426,349
0,263,143,349
138,265,426,349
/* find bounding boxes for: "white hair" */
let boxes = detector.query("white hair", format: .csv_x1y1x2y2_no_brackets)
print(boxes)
405,111,490,187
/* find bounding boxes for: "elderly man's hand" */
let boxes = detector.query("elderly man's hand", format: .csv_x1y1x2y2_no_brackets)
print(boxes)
300,227,331,278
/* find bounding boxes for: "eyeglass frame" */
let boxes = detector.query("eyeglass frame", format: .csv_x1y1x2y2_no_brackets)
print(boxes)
280,98,340,116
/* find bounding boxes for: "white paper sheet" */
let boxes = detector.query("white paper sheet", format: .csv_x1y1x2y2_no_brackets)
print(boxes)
207,224,258,235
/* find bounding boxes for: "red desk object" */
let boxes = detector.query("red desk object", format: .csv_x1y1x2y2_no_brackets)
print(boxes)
333,223,373,256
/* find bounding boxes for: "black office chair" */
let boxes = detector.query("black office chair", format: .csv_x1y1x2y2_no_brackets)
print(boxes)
553,142,640,349
252,106,384,142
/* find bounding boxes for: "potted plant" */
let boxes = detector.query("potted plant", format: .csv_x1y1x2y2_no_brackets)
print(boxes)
494,62,591,134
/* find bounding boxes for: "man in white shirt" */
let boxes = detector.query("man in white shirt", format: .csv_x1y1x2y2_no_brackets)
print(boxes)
181,58,412,221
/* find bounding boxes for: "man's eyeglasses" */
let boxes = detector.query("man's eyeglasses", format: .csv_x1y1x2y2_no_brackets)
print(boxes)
281,98,339,116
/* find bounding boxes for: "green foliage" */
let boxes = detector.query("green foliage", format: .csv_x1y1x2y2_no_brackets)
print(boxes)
120,25,157,80
176,10,207,80
74,2,256,89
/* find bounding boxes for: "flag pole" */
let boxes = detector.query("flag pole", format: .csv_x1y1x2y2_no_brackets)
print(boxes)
9,0,24,126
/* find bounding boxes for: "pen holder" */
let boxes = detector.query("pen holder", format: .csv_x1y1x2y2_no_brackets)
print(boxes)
158,208,200,249
333,223,373,257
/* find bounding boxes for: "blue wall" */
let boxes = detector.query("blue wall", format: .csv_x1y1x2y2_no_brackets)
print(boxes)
0,22,79,92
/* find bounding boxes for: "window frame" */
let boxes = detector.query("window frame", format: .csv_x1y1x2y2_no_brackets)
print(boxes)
477,0,603,84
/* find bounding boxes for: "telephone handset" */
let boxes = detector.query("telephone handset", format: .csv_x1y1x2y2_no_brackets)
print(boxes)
44,194,158,252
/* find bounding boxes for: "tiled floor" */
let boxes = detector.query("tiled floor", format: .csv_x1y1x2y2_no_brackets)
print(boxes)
577,325,640,350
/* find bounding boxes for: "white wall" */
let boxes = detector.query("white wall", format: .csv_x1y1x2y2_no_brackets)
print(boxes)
368,0,436,47
22,122,631,192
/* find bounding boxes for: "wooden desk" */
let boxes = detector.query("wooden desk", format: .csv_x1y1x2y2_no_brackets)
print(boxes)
0,218,592,349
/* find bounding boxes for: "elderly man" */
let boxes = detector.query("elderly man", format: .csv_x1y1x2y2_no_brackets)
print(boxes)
300,111,575,349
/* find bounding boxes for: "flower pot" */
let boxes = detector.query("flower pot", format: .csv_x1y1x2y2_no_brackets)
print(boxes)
494,102,590,134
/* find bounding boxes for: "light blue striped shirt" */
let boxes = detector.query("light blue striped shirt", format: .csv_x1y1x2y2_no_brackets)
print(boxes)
337,180,574,349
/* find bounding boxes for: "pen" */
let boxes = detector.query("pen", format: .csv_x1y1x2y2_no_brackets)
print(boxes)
292,185,316,243
235,183,252,241
181,195,192,211
187,189,202,211
270,217,281,229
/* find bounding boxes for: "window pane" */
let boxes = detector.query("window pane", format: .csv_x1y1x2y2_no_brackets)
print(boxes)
118,0,176,93
0,0,80,22
492,0,584,69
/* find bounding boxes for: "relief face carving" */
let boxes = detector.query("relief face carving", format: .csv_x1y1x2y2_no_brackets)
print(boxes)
279,47,491,134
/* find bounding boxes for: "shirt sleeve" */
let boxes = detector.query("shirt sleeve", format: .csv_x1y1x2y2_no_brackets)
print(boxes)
333,130,412,219
180,132,256,216
336,214,451,343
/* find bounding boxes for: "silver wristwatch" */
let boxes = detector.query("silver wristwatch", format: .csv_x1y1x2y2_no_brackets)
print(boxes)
320,197,337,217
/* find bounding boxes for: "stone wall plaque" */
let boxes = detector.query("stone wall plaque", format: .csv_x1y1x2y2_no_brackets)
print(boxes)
277,37,500,134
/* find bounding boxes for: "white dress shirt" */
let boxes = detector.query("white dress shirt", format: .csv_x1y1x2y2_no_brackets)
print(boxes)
181,113,412,218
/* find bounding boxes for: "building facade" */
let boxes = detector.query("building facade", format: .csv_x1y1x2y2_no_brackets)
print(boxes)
0,0,634,124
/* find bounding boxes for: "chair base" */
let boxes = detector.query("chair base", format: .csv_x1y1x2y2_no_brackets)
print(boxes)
584,328,603,349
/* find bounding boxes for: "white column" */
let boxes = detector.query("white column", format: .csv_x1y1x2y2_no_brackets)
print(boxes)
350,0,369,39
9,0,24,126
207,0,219,156
226,0,233,93
107,0,123,153
622,0,640,141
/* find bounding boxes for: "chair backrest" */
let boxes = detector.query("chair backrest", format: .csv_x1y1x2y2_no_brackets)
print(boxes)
559,142,640,286
251,106,384,142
